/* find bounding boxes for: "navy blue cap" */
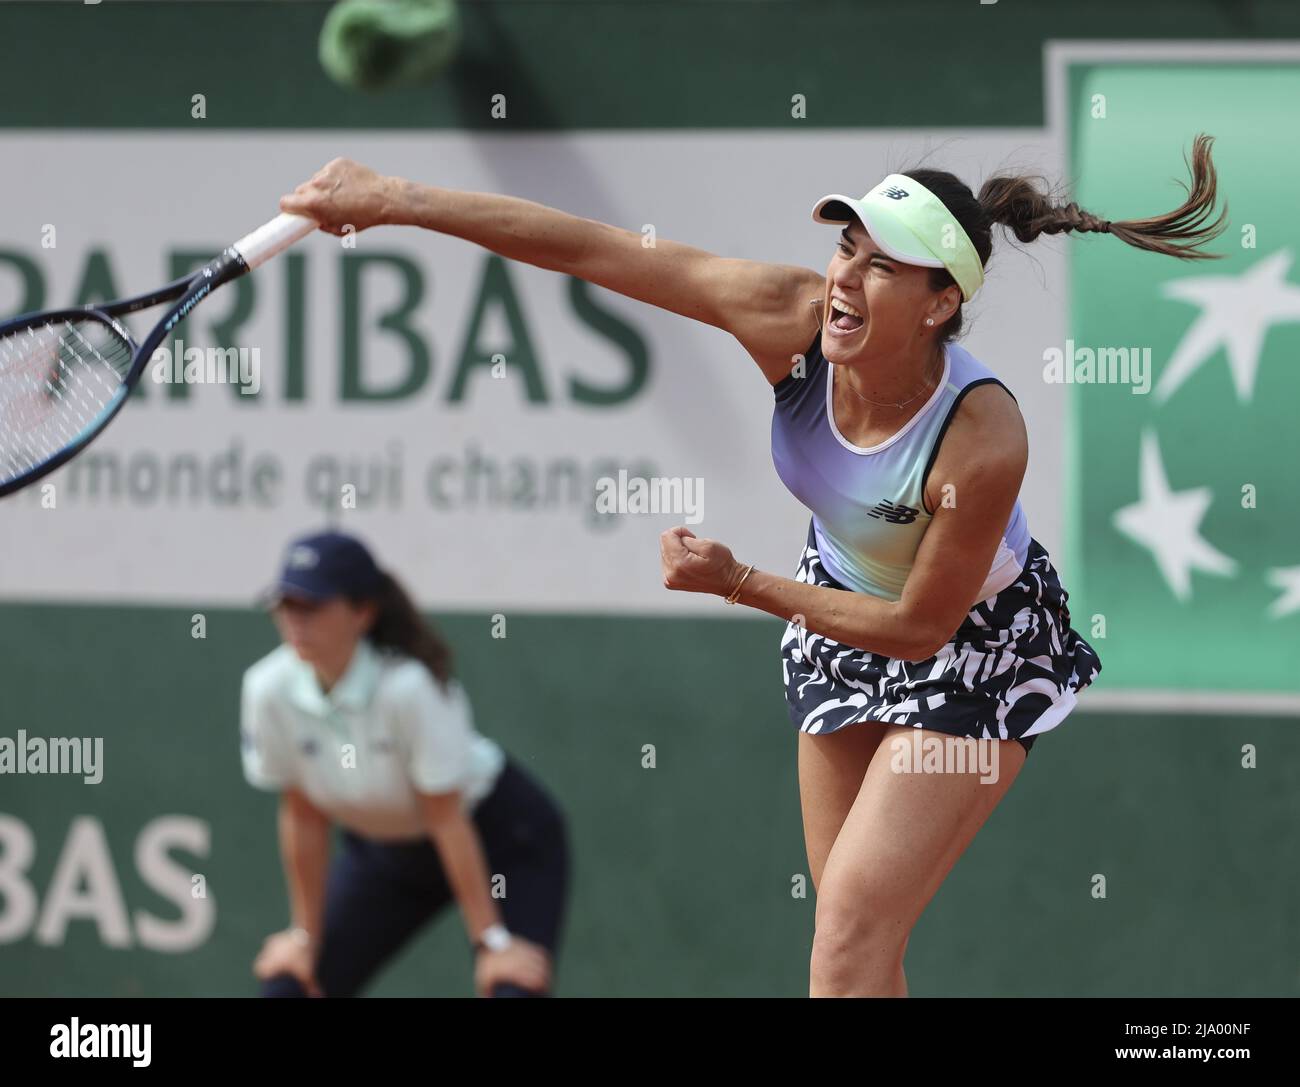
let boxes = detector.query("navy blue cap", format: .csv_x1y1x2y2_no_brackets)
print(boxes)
263,531,384,604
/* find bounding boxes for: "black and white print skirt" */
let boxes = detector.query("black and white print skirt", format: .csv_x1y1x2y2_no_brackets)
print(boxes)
780,518,1102,753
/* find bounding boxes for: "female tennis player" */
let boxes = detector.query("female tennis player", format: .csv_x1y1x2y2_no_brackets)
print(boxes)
240,529,569,997
279,136,1225,996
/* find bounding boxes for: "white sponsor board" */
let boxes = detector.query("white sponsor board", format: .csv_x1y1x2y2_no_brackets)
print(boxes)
0,131,1065,613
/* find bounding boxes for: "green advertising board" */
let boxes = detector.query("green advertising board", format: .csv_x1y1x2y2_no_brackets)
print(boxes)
1065,52,1300,705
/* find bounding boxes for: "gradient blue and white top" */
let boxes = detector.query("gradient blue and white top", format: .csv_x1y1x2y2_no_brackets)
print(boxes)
771,333,1030,604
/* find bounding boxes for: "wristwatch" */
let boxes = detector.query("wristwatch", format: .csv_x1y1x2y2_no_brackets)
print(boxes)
474,923,512,953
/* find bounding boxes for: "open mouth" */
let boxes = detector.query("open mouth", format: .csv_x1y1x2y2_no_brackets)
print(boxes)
829,298,865,333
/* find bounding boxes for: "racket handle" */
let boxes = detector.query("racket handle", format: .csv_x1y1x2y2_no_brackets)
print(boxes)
232,213,318,270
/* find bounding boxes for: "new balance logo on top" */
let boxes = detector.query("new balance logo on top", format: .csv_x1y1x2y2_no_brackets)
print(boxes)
867,500,920,524
880,186,909,200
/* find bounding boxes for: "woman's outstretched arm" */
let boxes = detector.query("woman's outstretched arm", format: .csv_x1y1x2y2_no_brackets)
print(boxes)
280,158,823,382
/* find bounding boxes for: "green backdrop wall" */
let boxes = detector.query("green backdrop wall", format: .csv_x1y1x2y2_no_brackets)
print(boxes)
3,604,1298,997
2,0,1298,997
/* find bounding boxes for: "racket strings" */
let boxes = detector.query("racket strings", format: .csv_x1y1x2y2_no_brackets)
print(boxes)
0,318,134,485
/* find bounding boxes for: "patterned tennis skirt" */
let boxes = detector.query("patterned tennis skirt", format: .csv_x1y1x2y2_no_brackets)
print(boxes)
780,518,1102,753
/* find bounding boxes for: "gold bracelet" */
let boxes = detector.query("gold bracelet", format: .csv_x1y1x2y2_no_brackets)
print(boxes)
724,563,755,605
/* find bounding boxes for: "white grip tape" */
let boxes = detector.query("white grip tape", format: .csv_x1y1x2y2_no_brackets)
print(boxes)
232,213,318,270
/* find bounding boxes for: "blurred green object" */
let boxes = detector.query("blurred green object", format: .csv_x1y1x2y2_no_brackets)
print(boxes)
319,0,461,92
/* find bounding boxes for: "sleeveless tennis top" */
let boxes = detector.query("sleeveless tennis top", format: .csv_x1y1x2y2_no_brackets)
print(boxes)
771,333,1030,603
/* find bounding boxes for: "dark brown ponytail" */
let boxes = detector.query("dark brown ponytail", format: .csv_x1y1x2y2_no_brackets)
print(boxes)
902,133,1229,343
351,571,454,691
977,132,1228,259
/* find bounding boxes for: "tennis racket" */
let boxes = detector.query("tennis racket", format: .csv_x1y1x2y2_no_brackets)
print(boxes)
0,212,317,498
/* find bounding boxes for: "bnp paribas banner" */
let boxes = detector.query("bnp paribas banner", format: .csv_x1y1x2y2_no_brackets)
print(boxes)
1060,45,1300,705
6,50,1293,705
0,131,1065,615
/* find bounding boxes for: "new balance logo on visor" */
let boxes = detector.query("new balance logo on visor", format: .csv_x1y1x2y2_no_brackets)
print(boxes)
880,185,909,200
867,500,920,524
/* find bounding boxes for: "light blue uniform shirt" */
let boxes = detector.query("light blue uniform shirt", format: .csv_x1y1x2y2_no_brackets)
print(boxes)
240,639,506,841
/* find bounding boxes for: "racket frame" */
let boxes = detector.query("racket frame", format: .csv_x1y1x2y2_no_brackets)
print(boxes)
0,212,315,497
0,247,251,497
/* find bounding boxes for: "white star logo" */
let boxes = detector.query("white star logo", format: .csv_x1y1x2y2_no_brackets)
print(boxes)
1112,429,1237,603
1265,566,1300,619
1154,249,1300,405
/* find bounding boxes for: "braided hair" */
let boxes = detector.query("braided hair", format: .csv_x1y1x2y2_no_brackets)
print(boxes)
901,133,1228,343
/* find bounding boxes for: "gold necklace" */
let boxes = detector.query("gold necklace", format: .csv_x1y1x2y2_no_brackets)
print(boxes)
838,348,943,410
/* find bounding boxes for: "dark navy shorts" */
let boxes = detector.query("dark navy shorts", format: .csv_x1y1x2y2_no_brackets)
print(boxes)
261,755,569,998
780,517,1102,756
